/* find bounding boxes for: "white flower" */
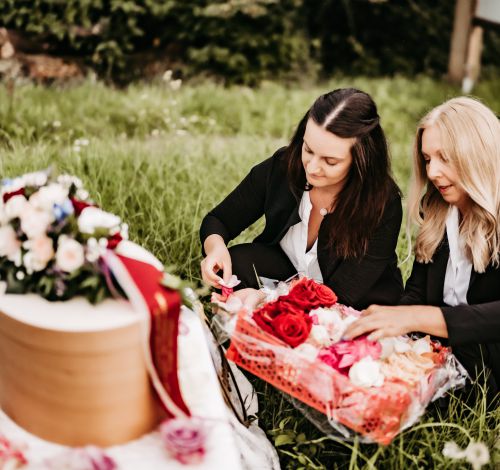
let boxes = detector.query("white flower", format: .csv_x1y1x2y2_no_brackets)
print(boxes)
0,225,21,261
21,170,48,187
379,336,411,359
52,120,61,128
56,237,85,272
77,207,121,235
20,205,54,239
349,356,384,388
412,336,433,355
295,343,319,362
465,441,490,470
57,174,84,189
23,251,48,273
312,307,343,326
162,69,173,82
4,195,28,220
442,441,466,459
29,183,69,211
308,325,331,347
24,235,54,267
170,79,182,91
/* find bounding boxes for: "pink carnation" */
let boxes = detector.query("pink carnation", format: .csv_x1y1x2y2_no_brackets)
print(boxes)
319,336,382,374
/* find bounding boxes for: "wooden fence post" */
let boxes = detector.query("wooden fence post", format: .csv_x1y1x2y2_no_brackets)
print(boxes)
448,0,474,83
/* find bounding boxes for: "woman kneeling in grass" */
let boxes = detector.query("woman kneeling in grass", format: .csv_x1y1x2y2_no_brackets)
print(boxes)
200,88,403,310
345,96,500,399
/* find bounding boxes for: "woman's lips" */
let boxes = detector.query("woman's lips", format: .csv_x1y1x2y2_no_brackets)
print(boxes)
438,184,452,193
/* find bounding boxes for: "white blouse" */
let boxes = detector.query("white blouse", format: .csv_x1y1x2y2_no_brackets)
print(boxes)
279,191,323,283
443,206,472,306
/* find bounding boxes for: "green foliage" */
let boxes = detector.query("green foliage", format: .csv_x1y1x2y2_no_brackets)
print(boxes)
0,76,499,467
4,0,498,83
0,0,312,84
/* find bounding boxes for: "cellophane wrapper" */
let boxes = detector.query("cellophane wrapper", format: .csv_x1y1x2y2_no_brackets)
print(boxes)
216,286,468,445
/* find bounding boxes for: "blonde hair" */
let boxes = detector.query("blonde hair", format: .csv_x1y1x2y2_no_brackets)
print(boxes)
407,96,500,272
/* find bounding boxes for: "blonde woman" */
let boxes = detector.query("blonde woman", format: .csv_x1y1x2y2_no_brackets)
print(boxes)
344,97,500,396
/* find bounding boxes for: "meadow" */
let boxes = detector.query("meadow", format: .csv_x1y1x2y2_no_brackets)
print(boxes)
1,75,499,469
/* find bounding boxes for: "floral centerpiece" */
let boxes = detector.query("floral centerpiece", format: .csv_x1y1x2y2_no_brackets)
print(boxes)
0,169,127,303
217,278,467,445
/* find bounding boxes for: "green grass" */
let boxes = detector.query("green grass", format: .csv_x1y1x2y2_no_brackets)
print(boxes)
1,76,499,469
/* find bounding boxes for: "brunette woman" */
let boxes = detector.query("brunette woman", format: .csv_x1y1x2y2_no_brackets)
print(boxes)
200,88,403,310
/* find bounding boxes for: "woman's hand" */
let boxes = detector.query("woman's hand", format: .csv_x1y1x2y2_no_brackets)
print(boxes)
201,234,232,287
343,304,448,341
229,288,266,311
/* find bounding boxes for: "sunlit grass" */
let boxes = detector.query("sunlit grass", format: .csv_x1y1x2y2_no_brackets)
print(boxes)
1,76,499,468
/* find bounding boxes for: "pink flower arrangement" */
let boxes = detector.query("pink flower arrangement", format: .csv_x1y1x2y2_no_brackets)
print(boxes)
159,417,207,465
318,335,382,374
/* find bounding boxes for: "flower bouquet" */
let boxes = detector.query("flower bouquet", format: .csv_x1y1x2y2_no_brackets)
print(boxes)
0,169,127,303
218,278,467,445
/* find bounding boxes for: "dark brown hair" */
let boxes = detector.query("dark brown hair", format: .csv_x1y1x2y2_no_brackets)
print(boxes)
285,88,399,259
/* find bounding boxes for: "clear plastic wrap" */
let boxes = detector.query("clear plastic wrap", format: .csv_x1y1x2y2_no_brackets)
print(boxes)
215,278,468,445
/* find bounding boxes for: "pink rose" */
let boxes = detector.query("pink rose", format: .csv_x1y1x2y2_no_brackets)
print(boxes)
159,417,207,465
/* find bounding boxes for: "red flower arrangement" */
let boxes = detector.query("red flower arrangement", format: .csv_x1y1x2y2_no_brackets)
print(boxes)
252,278,337,348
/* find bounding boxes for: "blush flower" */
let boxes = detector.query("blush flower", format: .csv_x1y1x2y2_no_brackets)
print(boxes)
159,417,207,465
55,236,85,272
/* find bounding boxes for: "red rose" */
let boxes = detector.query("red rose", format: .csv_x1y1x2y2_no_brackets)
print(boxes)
278,297,308,315
287,278,337,310
287,279,318,310
271,313,312,348
313,283,338,307
253,301,282,336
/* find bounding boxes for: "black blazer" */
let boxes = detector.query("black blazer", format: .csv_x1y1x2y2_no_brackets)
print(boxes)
200,149,404,310
400,236,500,346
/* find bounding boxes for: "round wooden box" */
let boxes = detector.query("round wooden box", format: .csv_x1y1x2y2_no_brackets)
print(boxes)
0,294,161,447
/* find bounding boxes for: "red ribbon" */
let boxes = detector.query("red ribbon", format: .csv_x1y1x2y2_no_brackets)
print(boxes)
106,253,191,418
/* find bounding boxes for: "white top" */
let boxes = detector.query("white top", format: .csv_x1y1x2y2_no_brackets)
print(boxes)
443,206,473,306
279,191,323,283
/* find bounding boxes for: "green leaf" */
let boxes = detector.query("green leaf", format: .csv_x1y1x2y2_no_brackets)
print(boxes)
275,434,295,447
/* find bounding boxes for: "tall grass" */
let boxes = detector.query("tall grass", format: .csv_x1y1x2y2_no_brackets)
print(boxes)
0,76,499,468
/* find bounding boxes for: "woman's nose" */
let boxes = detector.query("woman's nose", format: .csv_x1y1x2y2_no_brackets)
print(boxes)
426,159,442,179
307,156,322,174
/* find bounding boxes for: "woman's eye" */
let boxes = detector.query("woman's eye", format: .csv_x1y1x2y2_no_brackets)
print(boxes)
304,146,312,154
325,159,337,166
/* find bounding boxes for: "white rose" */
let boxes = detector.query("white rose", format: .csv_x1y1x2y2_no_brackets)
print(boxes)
24,235,54,266
308,325,332,347
0,225,21,260
21,170,48,187
349,357,385,388
20,205,54,239
4,195,28,220
78,207,121,234
412,336,433,355
23,251,48,273
55,237,85,272
29,184,69,211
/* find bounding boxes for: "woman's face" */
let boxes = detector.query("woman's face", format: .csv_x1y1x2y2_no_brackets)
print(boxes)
421,124,470,213
301,119,354,193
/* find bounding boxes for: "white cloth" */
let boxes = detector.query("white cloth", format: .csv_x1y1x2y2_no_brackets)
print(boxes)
443,206,473,306
279,191,323,283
